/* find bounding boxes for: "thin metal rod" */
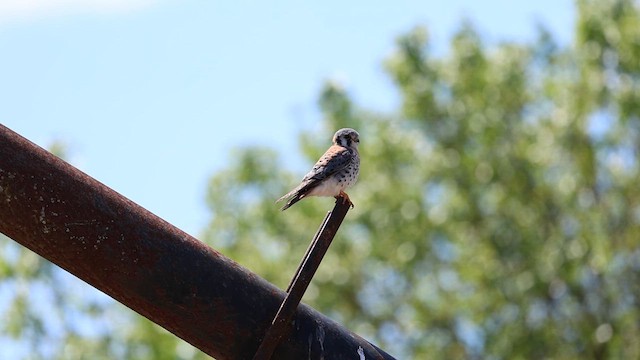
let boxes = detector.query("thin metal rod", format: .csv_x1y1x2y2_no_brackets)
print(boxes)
286,211,331,293
0,124,395,360
252,199,358,360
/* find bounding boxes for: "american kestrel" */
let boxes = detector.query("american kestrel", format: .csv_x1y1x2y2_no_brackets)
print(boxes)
277,128,360,211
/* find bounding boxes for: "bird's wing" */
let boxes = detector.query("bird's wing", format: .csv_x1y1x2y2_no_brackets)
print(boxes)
276,145,353,209
302,145,352,183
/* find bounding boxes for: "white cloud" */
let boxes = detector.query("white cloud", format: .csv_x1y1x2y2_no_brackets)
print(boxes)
0,0,158,24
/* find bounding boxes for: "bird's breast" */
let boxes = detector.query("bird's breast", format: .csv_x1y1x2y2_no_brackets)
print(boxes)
307,162,359,197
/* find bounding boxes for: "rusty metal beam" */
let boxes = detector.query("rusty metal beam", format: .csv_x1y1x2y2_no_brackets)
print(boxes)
0,124,395,360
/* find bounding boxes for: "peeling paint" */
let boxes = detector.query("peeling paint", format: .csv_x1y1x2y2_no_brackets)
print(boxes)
316,324,326,355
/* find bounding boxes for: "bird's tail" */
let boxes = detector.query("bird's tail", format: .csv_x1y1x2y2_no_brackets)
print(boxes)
276,188,305,211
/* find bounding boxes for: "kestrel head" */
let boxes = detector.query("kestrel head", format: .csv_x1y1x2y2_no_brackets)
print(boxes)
333,128,360,150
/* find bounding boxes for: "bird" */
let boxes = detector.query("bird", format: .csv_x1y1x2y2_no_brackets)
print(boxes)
277,128,360,211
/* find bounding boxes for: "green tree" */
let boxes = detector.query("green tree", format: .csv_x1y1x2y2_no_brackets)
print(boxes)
204,0,640,358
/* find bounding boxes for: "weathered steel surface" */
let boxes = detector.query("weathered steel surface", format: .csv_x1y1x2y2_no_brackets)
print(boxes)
0,124,395,360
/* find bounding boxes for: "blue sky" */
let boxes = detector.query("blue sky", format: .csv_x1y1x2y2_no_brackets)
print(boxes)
1,0,574,237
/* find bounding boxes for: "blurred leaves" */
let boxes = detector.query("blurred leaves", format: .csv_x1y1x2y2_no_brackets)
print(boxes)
203,1,640,358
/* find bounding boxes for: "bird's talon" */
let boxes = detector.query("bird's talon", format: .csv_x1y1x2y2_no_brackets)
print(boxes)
335,191,354,209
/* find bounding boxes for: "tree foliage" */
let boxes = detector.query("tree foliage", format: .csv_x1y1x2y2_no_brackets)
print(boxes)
205,1,640,358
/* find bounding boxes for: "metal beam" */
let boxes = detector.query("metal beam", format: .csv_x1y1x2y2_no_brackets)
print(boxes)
0,124,395,360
